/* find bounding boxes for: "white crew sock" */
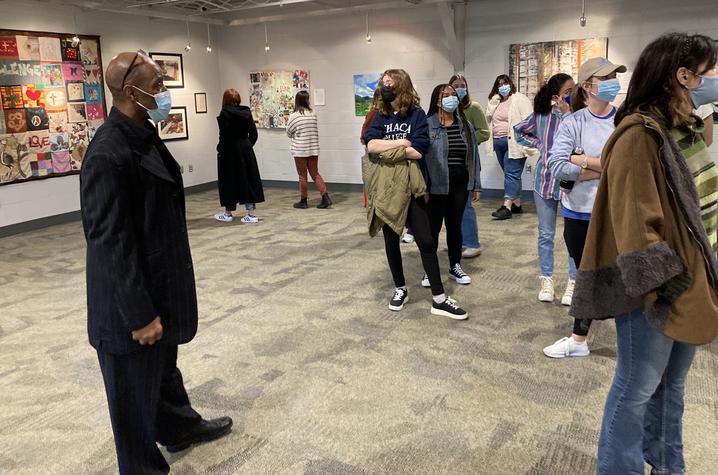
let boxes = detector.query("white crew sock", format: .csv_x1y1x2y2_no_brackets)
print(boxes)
432,293,446,304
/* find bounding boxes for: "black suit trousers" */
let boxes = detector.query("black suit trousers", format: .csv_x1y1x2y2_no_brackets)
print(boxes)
97,345,201,474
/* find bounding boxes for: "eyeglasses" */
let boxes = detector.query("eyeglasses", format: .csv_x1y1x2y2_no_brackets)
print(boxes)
121,49,147,89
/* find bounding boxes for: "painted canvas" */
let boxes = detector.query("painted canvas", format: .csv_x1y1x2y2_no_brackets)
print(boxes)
509,37,608,98
353,73,382,116
0,29,106,186
249,70,310,128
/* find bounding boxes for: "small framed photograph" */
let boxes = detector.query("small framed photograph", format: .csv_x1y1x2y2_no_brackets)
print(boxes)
156,106,188,141
194,92,207,114
149,52,184,88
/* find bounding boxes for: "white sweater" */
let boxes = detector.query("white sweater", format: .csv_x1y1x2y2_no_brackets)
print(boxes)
485,92,534,159
286,110,320,157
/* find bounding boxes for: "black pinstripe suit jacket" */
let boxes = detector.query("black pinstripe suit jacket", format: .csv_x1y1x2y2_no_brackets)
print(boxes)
80,107,198,354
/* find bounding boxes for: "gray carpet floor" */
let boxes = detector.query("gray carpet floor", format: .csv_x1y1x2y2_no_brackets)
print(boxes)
1,187,717,474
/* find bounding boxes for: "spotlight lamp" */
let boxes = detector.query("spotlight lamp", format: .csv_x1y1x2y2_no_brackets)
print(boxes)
579,0,587,27
184,19,192,52
264,23,271,53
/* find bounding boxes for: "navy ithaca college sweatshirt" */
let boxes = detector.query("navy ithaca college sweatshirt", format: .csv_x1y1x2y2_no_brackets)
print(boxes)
363,105,431,185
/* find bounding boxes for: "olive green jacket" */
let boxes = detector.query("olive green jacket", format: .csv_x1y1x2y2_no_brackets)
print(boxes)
362,146,427,237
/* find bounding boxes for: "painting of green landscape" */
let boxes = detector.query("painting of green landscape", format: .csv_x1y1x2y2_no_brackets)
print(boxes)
353,73,381,116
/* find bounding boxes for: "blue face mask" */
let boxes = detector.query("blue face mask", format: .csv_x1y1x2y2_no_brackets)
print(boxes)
498,84,511,97
441,95,459,112
690,73,718,108
455,88,468,100
564,94,572,106
133,86,172,122
593,78,621,103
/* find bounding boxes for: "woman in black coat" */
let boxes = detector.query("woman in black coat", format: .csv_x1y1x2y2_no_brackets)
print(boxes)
214,89,265,223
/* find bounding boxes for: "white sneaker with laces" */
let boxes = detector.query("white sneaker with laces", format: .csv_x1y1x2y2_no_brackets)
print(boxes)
538,276,555,302
449,264,471,285
402,232,414,244
420,274,430,288
462,247,482,258
543,336,590,358
562,279,575,306
214,212,233,222
240,215,259,223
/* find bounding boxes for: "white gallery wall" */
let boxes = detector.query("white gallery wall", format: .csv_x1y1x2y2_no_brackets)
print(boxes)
216,9,453,184
0,0,222,227
1,0,718,228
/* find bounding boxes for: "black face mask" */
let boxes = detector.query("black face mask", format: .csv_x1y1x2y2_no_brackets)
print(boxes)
381,85,396,104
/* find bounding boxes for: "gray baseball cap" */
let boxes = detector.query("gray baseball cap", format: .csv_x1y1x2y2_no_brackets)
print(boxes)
578,57,627,84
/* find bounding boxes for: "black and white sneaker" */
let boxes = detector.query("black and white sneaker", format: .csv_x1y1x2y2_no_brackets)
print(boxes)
449,264,472,285
388,287,408,311
431,296,468,320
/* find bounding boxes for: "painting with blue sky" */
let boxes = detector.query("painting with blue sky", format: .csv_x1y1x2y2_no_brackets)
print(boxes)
353,73,382,116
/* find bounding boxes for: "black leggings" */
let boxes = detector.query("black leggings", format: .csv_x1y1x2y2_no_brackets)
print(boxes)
563,216,592,336
429,166,469,268
383,197,444,296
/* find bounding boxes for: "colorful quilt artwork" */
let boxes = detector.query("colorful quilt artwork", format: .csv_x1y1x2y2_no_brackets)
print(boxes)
0,29,105,186
509,37,608,98
249,70,310,128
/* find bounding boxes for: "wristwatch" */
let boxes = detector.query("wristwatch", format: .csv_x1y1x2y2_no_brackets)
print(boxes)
581,157,589,169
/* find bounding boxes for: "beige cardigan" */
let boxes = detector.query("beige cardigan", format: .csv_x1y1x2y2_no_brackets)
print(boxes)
485,92,534,159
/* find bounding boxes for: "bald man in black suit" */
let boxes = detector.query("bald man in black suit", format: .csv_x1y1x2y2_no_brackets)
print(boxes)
80,51,232,474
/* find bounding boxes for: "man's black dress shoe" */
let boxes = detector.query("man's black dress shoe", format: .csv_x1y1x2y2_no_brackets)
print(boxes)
165,417,233,453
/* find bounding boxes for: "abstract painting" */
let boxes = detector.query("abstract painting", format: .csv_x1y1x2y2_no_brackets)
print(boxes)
156,106,188,141
0,29,105,185
149,52,184,88
249,70,310,128
353,73,382,116
509,37,608,98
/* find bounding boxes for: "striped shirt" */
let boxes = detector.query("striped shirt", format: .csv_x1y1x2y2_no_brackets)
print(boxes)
286,110,320,157
446,123,467,166
673,115,718,259
514,108,566,201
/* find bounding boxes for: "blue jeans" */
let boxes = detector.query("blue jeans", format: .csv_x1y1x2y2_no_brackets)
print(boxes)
598,308,697,475
534,191,576,278
493,137,525,200
461,194,480,248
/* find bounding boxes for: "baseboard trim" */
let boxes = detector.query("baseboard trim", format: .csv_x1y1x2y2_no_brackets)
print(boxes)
0,181,532,237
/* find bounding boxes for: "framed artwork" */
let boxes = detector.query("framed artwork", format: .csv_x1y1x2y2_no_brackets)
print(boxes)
0,28,106,186
149,52,184,88
509,37,608,98
194,92,207,114
156,106,188,141
353,73,382,116
249,70,310,128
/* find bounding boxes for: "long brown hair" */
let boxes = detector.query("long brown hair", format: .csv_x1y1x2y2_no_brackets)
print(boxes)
616,33,717,127
294,90,312,114
449,73,472,110
222,89,241,107
376,69,421,118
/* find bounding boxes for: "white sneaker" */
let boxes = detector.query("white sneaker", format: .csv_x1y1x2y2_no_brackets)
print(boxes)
402,232,414,244
420,274,430,288
214,211,233,222
562,279,575,306
449,264,471,285
240,215,259,223
538,276,554,302
462,247,482,258
543,336,590,358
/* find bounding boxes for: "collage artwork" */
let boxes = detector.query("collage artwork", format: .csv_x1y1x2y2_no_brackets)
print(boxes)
0,30,105,186
508,37,608,98
249,70,310,129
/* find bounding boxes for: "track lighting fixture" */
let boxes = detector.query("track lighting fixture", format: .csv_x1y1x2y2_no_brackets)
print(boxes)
184,19,192,52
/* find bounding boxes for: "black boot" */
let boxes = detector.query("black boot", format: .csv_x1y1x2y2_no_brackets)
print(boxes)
317,193,332,209
293,198,308,209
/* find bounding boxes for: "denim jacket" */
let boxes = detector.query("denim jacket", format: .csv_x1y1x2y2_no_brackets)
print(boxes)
425,113,481,195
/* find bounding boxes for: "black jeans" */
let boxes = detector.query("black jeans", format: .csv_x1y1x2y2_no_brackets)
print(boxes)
383,197,444,295
97,345,202,474
429,165,470,269
563,216,592,336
